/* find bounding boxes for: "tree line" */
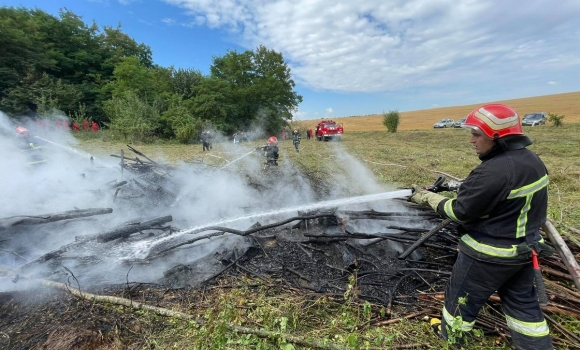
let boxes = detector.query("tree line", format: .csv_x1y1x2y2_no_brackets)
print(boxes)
0,7,302,142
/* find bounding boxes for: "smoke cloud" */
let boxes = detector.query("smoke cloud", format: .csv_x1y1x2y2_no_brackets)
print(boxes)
0,111,412,292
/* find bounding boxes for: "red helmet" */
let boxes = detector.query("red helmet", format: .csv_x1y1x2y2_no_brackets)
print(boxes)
463,104,523,139
267,136,278,145
16,126,29,136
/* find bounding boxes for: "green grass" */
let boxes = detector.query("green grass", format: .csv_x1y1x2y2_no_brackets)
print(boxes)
74,124,580,349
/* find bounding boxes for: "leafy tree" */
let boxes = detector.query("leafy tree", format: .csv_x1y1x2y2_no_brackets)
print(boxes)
209,45,302,135
1,71,81,116
382,110,400,133
170,68,203,100
161,97,202,143
190,77,234,132
102,56,155,99
0,7,303,143
548,113,564,127
0,7,153,121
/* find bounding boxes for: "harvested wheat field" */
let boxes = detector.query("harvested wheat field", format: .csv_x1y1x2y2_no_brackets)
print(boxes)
332,91,580,131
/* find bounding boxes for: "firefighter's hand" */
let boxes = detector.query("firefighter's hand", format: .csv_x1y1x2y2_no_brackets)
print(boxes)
409,189,446,212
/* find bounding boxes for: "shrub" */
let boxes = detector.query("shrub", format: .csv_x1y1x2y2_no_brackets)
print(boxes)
548,113,564,126
382,110,400,133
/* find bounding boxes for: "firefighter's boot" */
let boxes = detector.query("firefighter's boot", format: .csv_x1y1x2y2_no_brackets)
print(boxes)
430,318,443,339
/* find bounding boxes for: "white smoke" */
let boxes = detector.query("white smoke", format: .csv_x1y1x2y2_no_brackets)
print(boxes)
0,111,412,292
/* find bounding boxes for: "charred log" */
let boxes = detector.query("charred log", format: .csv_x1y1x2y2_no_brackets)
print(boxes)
0,208,113,229
96,215,173,243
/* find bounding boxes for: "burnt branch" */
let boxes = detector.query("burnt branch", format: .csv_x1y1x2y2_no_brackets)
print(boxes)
1,208,113,228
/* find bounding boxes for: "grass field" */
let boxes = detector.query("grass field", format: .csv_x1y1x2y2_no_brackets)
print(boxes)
71,92,580,349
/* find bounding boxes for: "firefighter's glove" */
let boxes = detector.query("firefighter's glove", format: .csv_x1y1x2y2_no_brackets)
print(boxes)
409,189,446,212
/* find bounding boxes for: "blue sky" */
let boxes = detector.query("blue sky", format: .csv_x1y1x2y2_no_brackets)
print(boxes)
3,0,580,120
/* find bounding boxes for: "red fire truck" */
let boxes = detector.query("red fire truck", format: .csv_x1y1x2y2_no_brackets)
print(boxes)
315,119,343,141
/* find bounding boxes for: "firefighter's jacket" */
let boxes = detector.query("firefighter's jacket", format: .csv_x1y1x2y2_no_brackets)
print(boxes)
292,132,301,144
258,145,279,165
18,138,47,165
436,135,549,264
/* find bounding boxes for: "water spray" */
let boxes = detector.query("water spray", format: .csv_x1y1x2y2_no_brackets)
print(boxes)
33,135,94,160
134,189,412,258
218,150,255,170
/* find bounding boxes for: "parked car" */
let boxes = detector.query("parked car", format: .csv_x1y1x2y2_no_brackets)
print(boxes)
453,118,466,128
433,118,455,128
522,112,547,126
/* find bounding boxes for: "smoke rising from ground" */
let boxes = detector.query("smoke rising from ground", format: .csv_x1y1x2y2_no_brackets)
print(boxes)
1,111,412,292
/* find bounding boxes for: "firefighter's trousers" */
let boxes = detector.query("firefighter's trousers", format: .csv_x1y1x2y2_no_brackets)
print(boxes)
441,251,553,350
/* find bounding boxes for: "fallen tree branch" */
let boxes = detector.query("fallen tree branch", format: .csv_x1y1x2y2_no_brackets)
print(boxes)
398,218,453,259
0,208,113,228
374,310,428,326
543,219,580,291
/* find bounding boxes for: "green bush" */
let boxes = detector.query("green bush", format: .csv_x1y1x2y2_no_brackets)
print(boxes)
382,110,400,133
548,113,564,126
103,92,162,142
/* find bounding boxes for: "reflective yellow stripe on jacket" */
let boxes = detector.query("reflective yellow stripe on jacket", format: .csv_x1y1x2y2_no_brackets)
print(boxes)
507,174,549,238
461,234,519,257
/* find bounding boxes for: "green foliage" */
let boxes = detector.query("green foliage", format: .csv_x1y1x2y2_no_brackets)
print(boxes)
209,45,302,135
0,7,152,120
161,98,202,143
171,68,203,100
103,92,162,142
69,102,89,125
382,110,400,133
0,7,302,142
548,113,564,126
1,71,81,116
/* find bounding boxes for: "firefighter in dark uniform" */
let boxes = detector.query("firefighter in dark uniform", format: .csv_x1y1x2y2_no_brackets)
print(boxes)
256,136,279,167
201,131,210,151
409,104,553,349
292,129,301,153
16,126,46,165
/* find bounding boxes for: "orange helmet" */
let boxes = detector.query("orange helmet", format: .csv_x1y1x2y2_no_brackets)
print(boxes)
16,126,29,136
267,136,278,145
463,104,522,139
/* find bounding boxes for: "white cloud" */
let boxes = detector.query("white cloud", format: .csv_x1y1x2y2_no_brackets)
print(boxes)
139,19,154,26
326,107,333,115
548,81,557,85
292,109,308,120
163,0,580,95
162,18,177,25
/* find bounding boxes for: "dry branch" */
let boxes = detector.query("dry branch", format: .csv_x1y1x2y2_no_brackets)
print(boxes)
543,219,580,291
